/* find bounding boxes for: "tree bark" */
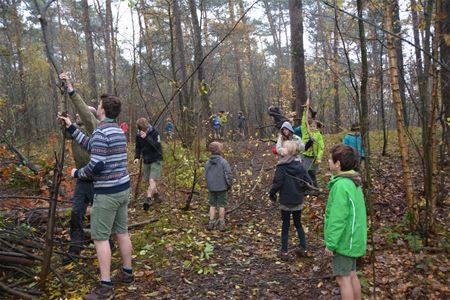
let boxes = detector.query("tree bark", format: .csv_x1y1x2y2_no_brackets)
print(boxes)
188,0,211,123
289,0,308,116
81,0,98,100
393,1,409,126
439,0,450,206
384,0,418,229
172,0,193,147
105,0,113,93
228,0,246,117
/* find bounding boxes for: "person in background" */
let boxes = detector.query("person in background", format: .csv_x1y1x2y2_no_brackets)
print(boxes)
342,123,365,161
301,98,325,190
237,111,246,140
269,140,312,261
275,121,304,158
204,141,232,231
134,118,164,211
165,119,174,140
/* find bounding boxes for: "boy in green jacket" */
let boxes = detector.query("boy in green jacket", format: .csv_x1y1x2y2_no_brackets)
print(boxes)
325,144,367,300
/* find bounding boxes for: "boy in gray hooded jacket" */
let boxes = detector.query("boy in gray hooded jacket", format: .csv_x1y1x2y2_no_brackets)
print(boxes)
204,142,233,230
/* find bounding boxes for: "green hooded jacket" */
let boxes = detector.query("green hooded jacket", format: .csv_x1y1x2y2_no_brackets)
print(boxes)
301,111,324,161
324,171,367,257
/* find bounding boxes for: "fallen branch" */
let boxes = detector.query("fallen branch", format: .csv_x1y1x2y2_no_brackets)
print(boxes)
128,218,159,230
228,162,266,214
0,137,40,174
0,281,38,300
297,274,335,280
0,255,38,266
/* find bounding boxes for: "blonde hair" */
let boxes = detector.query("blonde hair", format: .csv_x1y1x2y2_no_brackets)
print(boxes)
136,118,149,130
283,140,299,155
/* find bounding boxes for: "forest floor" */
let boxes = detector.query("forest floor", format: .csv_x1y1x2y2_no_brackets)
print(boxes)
0,131,449,299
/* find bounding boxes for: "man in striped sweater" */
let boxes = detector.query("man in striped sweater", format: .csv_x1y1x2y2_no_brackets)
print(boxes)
59,94,133,300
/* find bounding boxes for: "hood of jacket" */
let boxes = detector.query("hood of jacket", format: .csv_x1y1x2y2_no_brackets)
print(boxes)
280,121,294,133
328,170,362,187
208,154,222,165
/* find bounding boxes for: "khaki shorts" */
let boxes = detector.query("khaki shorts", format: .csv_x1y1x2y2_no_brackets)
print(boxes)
333,252,357,277
208,191,228,208
143,161,162,181
90,188,130,240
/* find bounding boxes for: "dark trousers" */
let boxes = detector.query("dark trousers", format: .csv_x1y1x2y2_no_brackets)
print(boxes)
281,209,307,252
69,179,94,254
308,170,318,187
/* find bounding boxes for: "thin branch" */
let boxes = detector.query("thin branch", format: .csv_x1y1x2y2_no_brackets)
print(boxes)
322,0,450,72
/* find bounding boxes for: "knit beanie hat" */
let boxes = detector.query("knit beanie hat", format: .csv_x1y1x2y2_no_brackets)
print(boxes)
208,141,223,154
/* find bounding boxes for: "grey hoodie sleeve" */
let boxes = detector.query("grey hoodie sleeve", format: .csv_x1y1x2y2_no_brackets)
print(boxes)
222,159,233,187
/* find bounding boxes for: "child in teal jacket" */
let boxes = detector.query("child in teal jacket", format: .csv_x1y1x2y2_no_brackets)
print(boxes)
343,123,365,161
325,144,367,300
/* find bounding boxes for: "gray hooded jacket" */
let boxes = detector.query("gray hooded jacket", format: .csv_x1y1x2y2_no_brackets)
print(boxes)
204,155,233,192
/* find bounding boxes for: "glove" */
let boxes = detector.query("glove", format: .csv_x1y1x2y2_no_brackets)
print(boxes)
269,194,277,202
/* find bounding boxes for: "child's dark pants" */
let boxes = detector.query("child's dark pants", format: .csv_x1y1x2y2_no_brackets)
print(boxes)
69,179,94,254
281,209,307,252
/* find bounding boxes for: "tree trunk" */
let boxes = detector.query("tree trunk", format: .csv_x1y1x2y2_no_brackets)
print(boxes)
105,0,113,93
238,0,262,136
262,0,282,103
81,0,98,100
332,18,341,132
393,1,409,126
172,0,193,147
228,0,246,118
425,0,441,235
439,0,450,206
289,0,308,116
384,0,418,229
188,0,211,123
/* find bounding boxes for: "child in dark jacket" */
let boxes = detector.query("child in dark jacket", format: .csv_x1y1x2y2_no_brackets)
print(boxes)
269,140,313,261
134,118,163,211
204,142,233,231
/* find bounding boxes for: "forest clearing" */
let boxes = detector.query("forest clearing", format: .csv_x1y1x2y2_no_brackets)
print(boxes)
1,0,449,299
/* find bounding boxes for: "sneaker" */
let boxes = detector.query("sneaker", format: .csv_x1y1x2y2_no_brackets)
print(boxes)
153,193,162,203
278,251,292,262
112,269,135,284
295,246,307,257
206,219,215,231
143,198,152,211
83,282,115,300
217,219,226,231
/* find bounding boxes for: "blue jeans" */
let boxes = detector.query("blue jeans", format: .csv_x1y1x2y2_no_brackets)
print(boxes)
69,179,94,254
280,209,307,252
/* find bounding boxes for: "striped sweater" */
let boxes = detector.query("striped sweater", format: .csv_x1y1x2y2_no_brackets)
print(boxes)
68,122,130,194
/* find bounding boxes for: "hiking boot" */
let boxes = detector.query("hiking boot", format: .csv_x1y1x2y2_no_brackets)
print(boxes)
206,219,215,231
217,219,226,231
295,246,307,257
143,197,152,211
112,269,135,284
83,282,115,300
153,193,162,203
278,251,293,262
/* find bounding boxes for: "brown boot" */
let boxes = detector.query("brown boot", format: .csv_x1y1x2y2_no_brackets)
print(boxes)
83,282,115,300
112,269,135,284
